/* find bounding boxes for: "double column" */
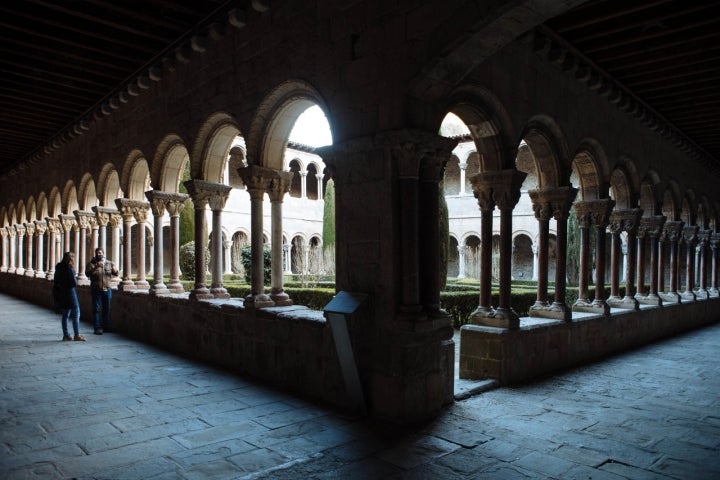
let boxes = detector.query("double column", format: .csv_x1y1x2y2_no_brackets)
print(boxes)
527,186,577,321
659,221,684,303
184,180,232,300
74,211,95,285
696,229,711,299
236,166,293,308
681,225,699,302
145,191,189,296
115,199,151,291
469,169,527,329
636,216,665,305
572,199,614,315
710,233,720,297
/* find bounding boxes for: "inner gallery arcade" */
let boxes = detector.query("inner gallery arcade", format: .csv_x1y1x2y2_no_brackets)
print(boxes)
1,1,719,423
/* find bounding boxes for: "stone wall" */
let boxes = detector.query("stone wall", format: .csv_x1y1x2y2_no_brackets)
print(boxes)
0,273,348,409
460,301,720,384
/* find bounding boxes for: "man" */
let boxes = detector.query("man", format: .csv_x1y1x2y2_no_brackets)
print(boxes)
85,248,118,334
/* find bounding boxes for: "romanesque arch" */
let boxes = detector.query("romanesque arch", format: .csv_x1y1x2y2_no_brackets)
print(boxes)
571,140,609,200
119,150,150,201
519,114,569,188
96,164,122,207
77,173,99,211
152,134,190,193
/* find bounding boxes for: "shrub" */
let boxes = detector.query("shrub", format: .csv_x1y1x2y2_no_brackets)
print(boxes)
240,246,271,285
179,241,209,281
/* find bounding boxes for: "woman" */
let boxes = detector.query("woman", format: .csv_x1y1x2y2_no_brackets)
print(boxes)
53,252,85,341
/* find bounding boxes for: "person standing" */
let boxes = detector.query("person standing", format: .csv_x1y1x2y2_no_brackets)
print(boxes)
85,248,118,335
54,252,85,341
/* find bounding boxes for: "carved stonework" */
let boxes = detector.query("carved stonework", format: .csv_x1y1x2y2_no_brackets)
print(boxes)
662,220,685,242
115,199,150,222
267,171,294,202
24,223,35,237
59,214,76,233
609,208,642,234
34,220,47,236
237,165,275,200
682,225,699,243
73,210,94,230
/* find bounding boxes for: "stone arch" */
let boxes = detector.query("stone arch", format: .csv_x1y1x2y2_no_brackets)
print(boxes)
290,234,307,274
152,134,190,193
289,159,302,198
48,187,61,217
662,181,681,220
16,200,27,223
306,163,319,200
26,197,36,221
519,114,569,188
36,192,48,220
61,181,79,214
7,205,16,226
442,85,516,171
512,232,533,280
77,173,99,211
515,142,539,190
697,196,708,229
571,139,609,201
465,152,481,192
246,80,331,170
639,177,660,217
609,164,637,210
190,112,242,182
0,206,7,227
120,150,151,201
681,191,697,225
448,235,459,277
96,164,122,207
710,202,719,232
444,154,461,195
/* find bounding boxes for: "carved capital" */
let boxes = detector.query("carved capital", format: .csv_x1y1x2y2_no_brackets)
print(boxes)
696,229,711,244
115,198,150,223
15,224,26,236
73,210,95,230
34,220,47,235
59,214,77,233
237,165,275,200
45,218,61,234
471,169,526,211
529,187,577,222
267,171,294,202
638,215,666,239
682,225,699,243
662,220,685,242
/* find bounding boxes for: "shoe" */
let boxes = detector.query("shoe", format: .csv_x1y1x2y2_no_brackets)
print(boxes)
62,335,72,341
74,335,86,342
94,329,103,335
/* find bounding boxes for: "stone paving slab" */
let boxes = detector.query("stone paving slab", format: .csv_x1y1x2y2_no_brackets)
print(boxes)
1,292,719,479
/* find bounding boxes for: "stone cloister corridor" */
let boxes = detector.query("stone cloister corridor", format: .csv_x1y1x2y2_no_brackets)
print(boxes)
1,0,719,463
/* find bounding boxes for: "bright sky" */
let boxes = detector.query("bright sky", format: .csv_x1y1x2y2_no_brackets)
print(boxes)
288,105,333,147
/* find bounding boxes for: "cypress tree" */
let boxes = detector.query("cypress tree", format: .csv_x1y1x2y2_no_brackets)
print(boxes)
322,179,335,249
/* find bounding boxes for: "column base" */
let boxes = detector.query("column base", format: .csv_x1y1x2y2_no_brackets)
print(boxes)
709,288,719,298
15,268,24,275
189,287,213,300
45,272,54,280
24,268,35,277
118,280,136,291
244,293,275,308
695,289,709,300
572,299,610,315
659,292,681,304
7,268,16,274
680,290,696,302
607,295,639,310
636,293,662,306
134,280,150,290
210,287,231,299
529,302,571,321
270,289,293,306
0,267,7,272
77,278,90,286
150,283,171,296
35,271,46,279
166,280,185,293
471,307,519,329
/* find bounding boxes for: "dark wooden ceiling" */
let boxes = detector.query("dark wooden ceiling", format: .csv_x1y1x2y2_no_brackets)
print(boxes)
0,0,718,179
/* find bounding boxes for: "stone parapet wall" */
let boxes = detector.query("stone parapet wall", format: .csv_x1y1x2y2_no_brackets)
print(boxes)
460,301,720,385
0,273,347,409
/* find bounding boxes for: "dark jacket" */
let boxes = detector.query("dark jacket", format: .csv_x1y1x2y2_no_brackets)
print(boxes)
53,263,77,309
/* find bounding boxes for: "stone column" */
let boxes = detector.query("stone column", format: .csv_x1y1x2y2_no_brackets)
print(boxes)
45,218,59,278
132,203,150,290
470,169,526,329
74,211,93,285
681,225,698,301
393,141,423,316
208,185,232,298
419,151,448,318
459,162,467,195
572,199,614,315
658,228,667,294
469,177,495,321
531,244,539,281
33,221,46,278
457,245,466,279
182,180,213,300
59,214,74,260
635,223,647,298
146,191,171,296
528,189,553,314
710,233,720,297
15,224,25,275
607,214,623,303
164,195,188,293
607,209,641,309
114,199,141,291
24,223,35,277
696,229,711,299
0,227,7,272
283,243,292,274
267,171,294,306
7,226,17,274
660,221,684,303
636,216,665,305
300,171,307,199
549,187,577,321
236,166,274,308
317,173,324,199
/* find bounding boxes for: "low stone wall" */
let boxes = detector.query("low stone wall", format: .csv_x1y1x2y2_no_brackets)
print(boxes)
0,273,347,408
460,299,720,384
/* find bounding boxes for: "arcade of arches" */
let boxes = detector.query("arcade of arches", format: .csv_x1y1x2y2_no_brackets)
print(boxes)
1,1,719,424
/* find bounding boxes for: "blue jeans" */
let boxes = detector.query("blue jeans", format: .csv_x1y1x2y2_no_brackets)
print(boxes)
92,288,112,331
61,290,80,336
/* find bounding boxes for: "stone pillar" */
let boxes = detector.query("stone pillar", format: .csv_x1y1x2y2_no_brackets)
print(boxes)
182,180,213,300
0,227,7,272
300,171,307,199
33,221,46,278
660,221,684,303
15,224,25,275
607,209,641,310
267,171,294,306
93,206,109,254
132,203,151,290
74,211,93,285
59,214,74,261
223,240,232,275
236,167,274,307
207,184,232,298
549,187,577,321
531,244,539,281
470,169,526,329
459,162,467,195
681,225,698,301
572,199,614,315
696,229,711,299
109,213,122,269
317,173,324,199
637,216,665,305
658,228,667,294
24,223,35,277
7,226,17,274
114,199,140,291
165,195,188,293
710,233,720,297
635,223,647,298
283,243,292,274
528,189,553,315
45,218,60,278
146,191,171,296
